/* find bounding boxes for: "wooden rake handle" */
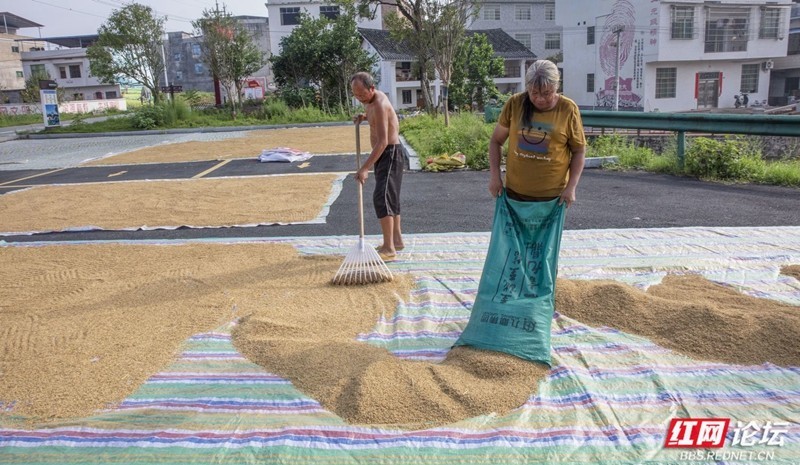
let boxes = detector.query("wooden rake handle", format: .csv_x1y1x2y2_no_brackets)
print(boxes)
355,122,366,239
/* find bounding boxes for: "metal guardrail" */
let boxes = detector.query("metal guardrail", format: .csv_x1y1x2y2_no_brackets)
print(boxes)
580,110,800,166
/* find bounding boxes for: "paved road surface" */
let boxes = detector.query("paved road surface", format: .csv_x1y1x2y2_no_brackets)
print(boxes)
1,130,799,243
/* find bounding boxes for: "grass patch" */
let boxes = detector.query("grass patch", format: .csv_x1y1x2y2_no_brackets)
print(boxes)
401,112,496,170
761,159,800,187
33,97,350,134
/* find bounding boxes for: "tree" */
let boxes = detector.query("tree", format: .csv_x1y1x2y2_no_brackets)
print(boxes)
271,7,376,113
449,33,504,111
193,6,265,117
428,0,474,126
355,0,479,114
87,4,166,104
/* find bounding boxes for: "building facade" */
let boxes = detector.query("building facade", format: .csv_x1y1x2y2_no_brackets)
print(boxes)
264,0,384,57
359,28,536,110
0,12,44,103
21,37,124,108
468,0,561,63
558,0,791,112
165,16,272,97
768,1,800,106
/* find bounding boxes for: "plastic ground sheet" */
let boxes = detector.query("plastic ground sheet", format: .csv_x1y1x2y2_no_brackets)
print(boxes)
1,226,799,464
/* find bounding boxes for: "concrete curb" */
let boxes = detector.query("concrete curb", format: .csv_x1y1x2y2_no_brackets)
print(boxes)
18,120,353,140
584,156,618,168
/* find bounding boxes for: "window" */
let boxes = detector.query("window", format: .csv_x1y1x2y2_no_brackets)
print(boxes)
402,89,412,105
320,6,339,20
515,33,531,50
176,70,183,81
704,9,750,53
191,43,201,58
483,6,500,20
655,67,676,98
16,71,23,78
11,45,19,53
587,26,595,45
545,33,561,50
69,65,81,78
587,73,594,93
173,52,182,61
504,61,520,78
30,64,45,76
740,64,759,93
195,63,204,75
671,6,694,39
59,66,67,79
95,91,104,100
105,91,118,99
280,7,301,26
759,8,782,39
515,5,531,21
544,3,555,21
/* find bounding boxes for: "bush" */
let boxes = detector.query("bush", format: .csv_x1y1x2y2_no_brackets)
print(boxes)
684,136,766,181
130,104,166,129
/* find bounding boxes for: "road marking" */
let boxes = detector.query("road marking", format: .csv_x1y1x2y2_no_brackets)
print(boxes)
192,159,232,178
0,168,66,187
108,171,127,177
297,162,311,169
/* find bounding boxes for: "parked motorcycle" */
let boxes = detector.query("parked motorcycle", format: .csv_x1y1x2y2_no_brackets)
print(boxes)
734,93,749,108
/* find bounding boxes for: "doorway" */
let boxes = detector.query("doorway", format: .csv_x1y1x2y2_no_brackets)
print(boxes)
697,72,720,109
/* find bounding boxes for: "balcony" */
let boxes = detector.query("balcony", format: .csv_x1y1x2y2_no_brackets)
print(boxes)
395,68,415,82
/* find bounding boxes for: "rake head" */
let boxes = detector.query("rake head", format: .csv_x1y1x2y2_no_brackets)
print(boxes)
331,238,393,285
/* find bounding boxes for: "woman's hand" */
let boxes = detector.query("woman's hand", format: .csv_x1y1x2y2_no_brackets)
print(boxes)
559,185,576,207
488,175,503,198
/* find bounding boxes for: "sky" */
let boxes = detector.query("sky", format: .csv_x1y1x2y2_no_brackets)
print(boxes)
6,0,270,38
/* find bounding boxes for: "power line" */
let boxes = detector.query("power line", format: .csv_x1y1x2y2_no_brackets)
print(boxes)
28,0,108,19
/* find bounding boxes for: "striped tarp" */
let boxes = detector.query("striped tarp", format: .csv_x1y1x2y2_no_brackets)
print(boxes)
1,226,799,464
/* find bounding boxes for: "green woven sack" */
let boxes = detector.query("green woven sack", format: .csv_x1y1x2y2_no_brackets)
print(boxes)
453,191,565,366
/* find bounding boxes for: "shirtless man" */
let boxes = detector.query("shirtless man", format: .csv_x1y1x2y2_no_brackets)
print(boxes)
350,72,405,260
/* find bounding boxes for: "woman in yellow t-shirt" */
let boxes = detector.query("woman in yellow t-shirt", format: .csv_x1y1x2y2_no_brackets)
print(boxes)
488,60,586,204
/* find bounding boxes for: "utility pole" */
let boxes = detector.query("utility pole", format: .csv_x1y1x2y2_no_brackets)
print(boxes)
612,25,623,111
213,0,222,106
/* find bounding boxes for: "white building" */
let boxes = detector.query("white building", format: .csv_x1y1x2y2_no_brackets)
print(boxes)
360,28,535,110
264,0,384,57
557,0,791,112
469,0,561,62
769,1,800,106
20,35,126,112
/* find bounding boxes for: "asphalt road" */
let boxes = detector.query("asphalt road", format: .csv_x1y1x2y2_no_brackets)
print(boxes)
1,151,799,243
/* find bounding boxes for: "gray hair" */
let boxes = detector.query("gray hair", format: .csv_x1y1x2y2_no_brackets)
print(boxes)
350,72,375,89
525,60,559,91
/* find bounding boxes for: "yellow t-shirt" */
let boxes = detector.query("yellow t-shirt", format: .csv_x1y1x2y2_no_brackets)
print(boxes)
498,92,586,198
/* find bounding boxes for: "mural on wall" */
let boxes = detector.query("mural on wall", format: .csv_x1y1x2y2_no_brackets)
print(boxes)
596,0,643,109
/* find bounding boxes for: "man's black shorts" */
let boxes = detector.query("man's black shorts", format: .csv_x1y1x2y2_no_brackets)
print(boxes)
373,144,404,218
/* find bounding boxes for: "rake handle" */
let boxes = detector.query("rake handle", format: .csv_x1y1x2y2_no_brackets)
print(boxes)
355,123,365,239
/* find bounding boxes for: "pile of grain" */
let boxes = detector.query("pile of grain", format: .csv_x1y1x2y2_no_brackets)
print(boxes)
0,174,337,234
4,241,797,428
0,243,397,423
84,126,371,166
782,265,800,282
556,274,800,367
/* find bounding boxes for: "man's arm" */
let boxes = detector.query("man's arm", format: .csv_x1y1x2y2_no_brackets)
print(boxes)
488,124,509,197
356,105,390,184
